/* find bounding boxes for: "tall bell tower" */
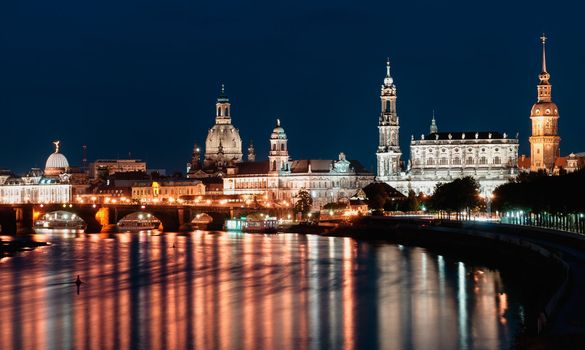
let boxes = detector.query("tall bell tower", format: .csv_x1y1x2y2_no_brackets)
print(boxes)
376,58,402,180
529,34,560,173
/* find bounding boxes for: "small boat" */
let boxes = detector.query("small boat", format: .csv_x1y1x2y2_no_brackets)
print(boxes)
117,219,161,232
225,213,279,233
242,218,279,233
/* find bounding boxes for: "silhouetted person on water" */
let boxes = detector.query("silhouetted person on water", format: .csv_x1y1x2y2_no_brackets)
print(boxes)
75,275,83,295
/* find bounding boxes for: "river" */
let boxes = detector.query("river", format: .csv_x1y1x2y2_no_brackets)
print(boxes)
0,230,527,349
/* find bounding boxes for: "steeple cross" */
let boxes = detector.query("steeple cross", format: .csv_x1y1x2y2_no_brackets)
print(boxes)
540,33,547,45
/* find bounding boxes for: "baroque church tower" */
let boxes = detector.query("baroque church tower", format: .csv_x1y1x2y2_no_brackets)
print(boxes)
376,59,402,180
268,119,289,173
529,34,560,172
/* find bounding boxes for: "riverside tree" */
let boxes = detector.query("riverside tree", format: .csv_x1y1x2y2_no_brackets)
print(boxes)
429,176,481,218
294,189,313,218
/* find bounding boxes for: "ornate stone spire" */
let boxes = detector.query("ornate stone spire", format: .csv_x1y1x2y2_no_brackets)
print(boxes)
217,83,228,102
537,34,552,102
384,58,394,87
541,33,547,73
430,110,438,134
247,140,255,162
529,34,560,173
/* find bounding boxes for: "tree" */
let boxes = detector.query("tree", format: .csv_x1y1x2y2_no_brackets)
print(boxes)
429,176,481,218
399,189,420,212
363,182,406,211
294,189,313,218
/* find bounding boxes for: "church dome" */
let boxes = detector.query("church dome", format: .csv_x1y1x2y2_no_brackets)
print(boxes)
46,153,69,169
531,102,559,117
205,124,243,160
44,141,69,175
271,119,287,139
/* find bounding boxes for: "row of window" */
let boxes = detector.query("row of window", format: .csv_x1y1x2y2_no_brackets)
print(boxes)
133,187,202,196
415,147,514,154
417,156,516,166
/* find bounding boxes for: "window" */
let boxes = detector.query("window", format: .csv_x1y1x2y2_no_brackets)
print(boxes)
272,160,277,171
386,100,391,112
453,157,461,165
272,144,276,151
427,158,435,165
281,144,285,151
479,157,487,165
494,156,501,164
440,157,448,165
466,157,474,165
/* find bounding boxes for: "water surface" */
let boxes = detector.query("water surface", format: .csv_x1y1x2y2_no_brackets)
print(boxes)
0,231,525,349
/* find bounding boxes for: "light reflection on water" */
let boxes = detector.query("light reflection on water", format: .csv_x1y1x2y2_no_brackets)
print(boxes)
0,231,523,349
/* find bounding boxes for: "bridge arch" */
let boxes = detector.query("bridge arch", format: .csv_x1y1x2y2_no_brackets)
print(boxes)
34,210,86,230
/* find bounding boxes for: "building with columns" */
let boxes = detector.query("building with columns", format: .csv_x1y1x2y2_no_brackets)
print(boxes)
375,60,519,195
223,119,374,207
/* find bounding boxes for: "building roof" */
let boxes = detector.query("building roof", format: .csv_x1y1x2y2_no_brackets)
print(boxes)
518,155,531,169
232,161,271,175
424,131,506,141
46,152,69,169
132,179,203,187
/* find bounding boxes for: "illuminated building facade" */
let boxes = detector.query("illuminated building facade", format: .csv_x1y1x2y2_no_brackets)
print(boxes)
131,180,205,203
89,159,147,178
527,35,561,173
223,120,374,207
0,141,73,203
374,61,519,195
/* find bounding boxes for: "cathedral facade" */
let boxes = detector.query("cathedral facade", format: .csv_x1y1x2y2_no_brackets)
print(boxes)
375,61,519,195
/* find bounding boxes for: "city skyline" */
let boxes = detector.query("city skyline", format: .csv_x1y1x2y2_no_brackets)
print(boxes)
1,1,585,173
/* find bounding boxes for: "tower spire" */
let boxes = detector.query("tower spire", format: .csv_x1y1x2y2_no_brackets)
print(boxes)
430,110,438,134
384,58,394,86
540,33,548,73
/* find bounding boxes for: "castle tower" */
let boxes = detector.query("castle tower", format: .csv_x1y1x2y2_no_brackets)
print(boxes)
376,58,402,180
269,119,289,173
529,34,560,172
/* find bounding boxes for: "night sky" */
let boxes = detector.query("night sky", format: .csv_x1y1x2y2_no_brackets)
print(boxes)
1,0,584,173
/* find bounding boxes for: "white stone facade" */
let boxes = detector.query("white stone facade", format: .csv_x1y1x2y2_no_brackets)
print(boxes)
375,60,519,195
386,132,519,195
0,175,72,204
223,120,374,208
376,59,402,181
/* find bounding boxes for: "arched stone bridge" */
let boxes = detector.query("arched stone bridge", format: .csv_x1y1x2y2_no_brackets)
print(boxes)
0,204,289,234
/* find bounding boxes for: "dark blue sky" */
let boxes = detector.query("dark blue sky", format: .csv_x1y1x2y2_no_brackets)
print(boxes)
1,0,584,173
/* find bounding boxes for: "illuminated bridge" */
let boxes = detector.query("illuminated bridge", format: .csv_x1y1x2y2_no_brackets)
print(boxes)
0,203,287,234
